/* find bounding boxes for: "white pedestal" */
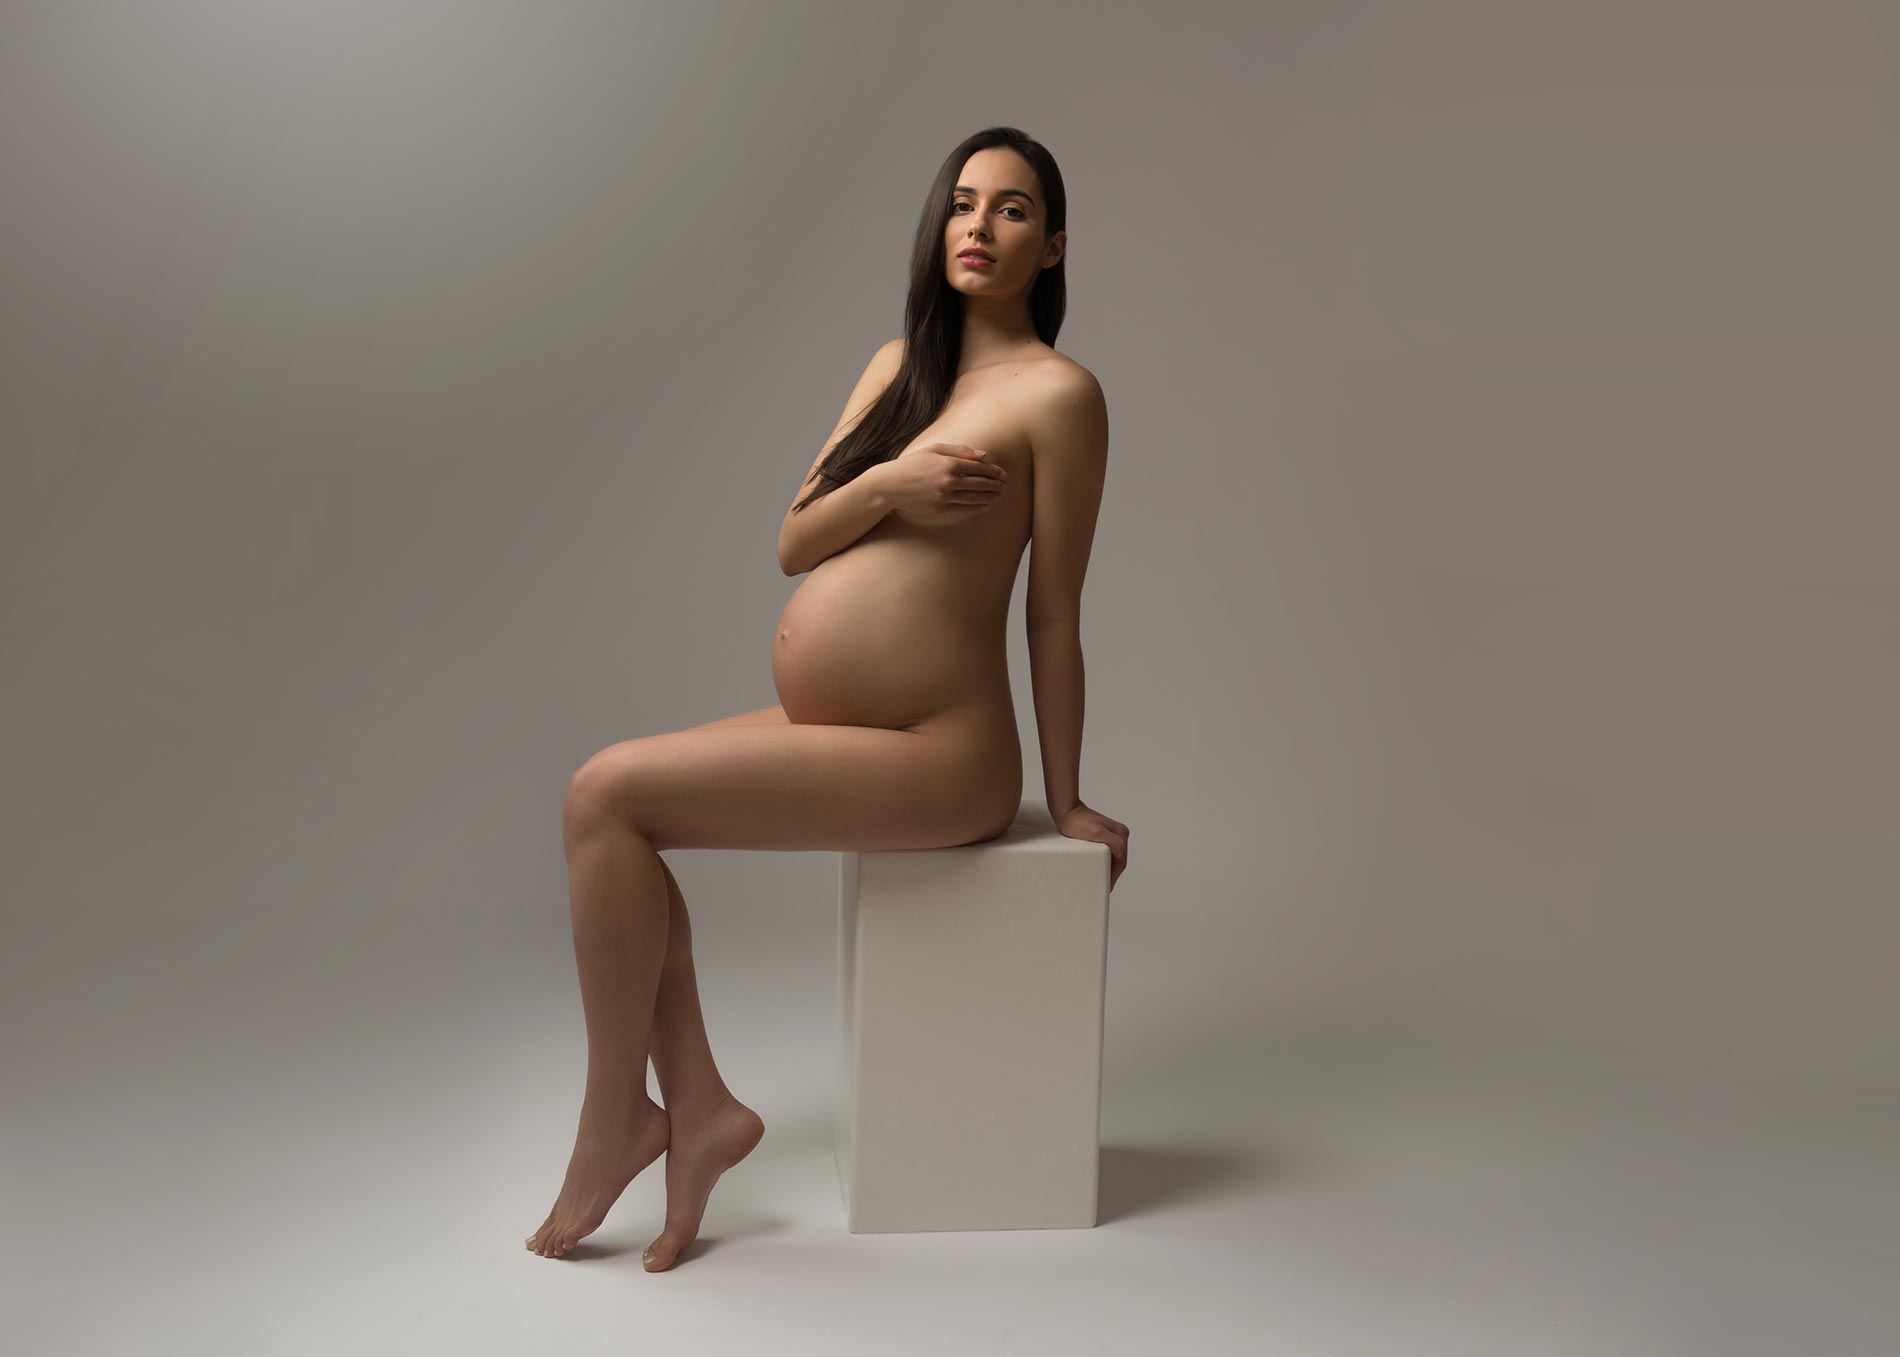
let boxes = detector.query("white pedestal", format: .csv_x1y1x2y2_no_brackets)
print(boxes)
833,799,1112,1233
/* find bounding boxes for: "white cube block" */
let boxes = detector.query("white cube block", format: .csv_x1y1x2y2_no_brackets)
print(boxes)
834,799,1112,1233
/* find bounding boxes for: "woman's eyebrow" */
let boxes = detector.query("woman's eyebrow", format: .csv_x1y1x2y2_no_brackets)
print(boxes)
953,185,1036,206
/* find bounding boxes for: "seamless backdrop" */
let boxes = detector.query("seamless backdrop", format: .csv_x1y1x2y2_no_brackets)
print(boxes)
4,2,1897,1354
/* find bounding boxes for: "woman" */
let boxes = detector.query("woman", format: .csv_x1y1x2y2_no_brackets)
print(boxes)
526,126,1130,1270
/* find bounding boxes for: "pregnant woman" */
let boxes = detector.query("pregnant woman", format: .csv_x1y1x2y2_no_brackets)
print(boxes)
525,126,1130,1270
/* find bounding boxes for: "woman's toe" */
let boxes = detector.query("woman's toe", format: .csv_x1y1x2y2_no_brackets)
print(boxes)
643,1233,687,1270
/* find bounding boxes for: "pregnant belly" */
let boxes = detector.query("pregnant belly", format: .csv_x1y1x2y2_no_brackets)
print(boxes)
772,549,1005,729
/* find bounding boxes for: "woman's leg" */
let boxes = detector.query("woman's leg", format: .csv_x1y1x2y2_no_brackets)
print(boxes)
648,703,783,1118
648,857,735,1118
528,707,1015,1267
641,855,767,1272
527,706,781,1262
524,785,675,1260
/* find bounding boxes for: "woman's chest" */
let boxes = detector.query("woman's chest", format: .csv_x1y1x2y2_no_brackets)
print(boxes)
893,385,1036,481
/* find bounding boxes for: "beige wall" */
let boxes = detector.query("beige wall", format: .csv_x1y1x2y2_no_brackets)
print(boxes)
4,0,1897,1167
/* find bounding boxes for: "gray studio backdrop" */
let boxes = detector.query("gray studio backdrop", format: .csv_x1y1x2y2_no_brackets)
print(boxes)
4,0,1898,1297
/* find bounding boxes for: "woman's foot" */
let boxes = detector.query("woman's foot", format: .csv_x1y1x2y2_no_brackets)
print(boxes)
642,1093,766,1271
525,1095,670,1258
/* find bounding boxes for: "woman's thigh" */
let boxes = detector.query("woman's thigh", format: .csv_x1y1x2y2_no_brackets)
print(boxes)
568,720,1018,853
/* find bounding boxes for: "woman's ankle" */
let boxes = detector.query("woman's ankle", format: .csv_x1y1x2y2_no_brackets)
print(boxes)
662,1088,737,1125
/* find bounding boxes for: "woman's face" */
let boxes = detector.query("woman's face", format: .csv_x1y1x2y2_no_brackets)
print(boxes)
943,148,1058,297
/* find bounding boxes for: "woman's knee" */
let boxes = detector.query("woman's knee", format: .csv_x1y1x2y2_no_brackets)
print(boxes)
563,746,640,846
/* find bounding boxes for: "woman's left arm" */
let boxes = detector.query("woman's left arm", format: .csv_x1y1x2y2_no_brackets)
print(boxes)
1025,366,1130,889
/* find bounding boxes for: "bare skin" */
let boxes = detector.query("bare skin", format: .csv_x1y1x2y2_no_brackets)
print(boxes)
527,145,1118,1270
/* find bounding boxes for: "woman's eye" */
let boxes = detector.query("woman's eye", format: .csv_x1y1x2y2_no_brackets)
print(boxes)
953,202,1025,220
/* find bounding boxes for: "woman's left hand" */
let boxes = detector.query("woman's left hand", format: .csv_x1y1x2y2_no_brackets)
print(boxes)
1057,802,1129,890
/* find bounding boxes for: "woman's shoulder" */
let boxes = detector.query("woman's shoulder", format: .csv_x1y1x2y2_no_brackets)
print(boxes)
871,335,907,376
1017,355,1106,470
1023,351,1103,410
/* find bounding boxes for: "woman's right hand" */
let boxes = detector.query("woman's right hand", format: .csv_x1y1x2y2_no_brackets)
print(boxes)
873,443,1009,527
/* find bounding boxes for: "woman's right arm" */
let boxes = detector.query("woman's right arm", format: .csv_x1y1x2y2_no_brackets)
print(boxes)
777,338,904,576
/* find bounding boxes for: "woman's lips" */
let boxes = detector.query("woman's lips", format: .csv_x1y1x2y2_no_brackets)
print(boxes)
958,254,995,268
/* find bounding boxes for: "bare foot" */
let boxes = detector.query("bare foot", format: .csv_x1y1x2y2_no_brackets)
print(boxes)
525,1096,670,1258
642,1093,765,1271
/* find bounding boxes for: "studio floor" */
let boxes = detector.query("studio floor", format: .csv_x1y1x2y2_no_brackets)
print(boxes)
11,958,1895,1357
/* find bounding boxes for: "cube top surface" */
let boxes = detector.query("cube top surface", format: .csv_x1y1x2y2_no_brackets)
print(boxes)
852,799,1109,861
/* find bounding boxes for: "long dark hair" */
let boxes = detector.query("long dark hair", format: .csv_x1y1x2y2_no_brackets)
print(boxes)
790,126,1067,514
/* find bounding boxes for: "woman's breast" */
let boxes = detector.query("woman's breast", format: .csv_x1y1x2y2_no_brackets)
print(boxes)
772,528,1012,730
